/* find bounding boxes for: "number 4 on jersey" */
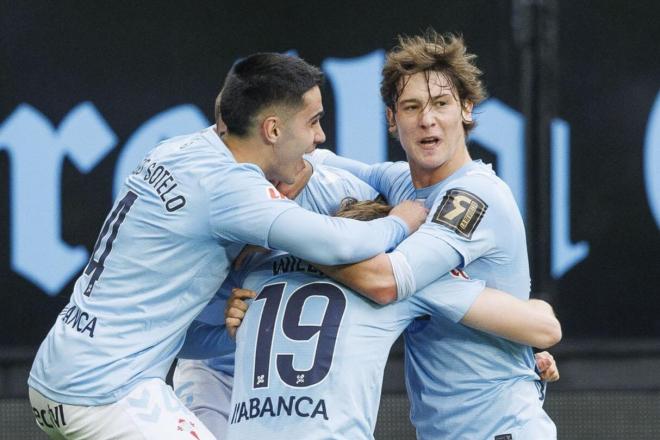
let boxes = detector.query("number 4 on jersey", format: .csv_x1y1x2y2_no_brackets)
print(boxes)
83,191,138,296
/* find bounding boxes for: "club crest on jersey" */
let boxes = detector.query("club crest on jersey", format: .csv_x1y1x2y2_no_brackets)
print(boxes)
432,189,488,239
266,187,287,200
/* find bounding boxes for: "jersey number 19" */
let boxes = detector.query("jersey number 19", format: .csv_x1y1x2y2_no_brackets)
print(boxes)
252,282,346,389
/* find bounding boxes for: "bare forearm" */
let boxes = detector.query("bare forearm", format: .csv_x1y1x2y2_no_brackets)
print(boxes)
460,289,562,348
316,254,397,305
527,299,563,347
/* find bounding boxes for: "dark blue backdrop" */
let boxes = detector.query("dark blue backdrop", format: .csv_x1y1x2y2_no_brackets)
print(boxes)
1,0,658,347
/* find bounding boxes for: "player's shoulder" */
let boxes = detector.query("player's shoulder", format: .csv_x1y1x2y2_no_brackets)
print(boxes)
165,129,271,187
376,161,414,202
456,160,506,189
434,161,514,206
312,164,355,184
425,162,520,238
144,127,237,177
380,160,411,180
314,165,379,200
152,127,218,156
383,160,410,172
157,129,280,205
316,162,399,183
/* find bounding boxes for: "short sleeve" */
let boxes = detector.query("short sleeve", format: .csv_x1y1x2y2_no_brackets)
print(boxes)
204,164,299,246
419,175,501,266
407,273,485,323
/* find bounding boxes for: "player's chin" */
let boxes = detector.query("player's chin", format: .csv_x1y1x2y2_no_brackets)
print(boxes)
418,153,447,169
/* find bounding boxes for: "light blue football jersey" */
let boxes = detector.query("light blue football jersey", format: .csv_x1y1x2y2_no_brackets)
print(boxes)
28,129,408,406
196,164,380,376
318,150,555,439
226,252,484,440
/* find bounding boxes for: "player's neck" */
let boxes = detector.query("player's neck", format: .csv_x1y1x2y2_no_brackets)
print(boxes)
223,133,272,173
409,147,472,189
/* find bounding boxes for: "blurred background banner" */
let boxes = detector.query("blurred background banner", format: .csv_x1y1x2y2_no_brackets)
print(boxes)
1,1,659,438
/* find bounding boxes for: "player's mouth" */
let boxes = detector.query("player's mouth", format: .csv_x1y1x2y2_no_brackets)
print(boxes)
418,136,441,149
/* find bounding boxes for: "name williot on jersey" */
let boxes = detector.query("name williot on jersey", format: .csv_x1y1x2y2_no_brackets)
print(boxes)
133,158,186,212
230,395,328,425
272,256,322,276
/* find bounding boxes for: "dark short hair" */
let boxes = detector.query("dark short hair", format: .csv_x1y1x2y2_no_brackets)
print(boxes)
219,53,324,136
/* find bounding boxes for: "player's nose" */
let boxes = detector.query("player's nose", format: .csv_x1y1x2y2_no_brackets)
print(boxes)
314,124,326,146
419,106,437,128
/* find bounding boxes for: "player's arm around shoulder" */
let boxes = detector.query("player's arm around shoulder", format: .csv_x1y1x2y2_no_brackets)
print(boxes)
376,178,502,301
460,288,562,349
204,163,300,246
314,200,428,305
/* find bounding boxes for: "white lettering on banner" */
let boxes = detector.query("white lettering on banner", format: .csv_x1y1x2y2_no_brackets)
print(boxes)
644,92,660,229
4,55,653,296
550,119,589,278
323,50,387,164
0,103,116,294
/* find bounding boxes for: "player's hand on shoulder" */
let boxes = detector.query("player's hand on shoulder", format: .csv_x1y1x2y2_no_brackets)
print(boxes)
535,351,560,382
390,200,428,234
225,287,257,338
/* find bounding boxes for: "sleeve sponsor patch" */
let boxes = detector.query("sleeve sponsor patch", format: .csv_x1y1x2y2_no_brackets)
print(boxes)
431,189,488,239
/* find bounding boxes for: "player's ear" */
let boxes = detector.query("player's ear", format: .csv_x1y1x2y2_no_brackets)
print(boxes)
386,107,397,135
261,116,280,145
462,100,474,124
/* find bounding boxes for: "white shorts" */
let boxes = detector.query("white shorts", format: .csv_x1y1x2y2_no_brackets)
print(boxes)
29,378,216,440
173,359,233,439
